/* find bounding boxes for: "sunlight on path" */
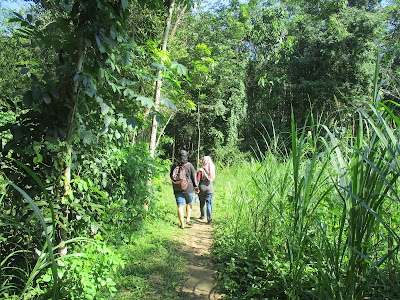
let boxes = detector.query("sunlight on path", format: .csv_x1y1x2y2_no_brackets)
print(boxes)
174,203,222,300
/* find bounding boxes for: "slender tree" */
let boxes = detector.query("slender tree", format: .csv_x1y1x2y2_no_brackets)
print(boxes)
149,0,192,157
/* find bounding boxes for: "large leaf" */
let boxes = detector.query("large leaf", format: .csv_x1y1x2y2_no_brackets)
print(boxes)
152,62,165,70
121,0,129,10
123,88,139,98
170,61,188,77
100,102,109,115
20,67,30,74
136,96,154,108
104,115,113,127
23,91,33,108
126,116,137,131
160,97,176,109
43,94,51,104
118,116,127,130
95,34,106,53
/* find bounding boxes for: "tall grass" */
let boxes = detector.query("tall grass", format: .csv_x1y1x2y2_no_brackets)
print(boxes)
213,54,400,298
1,160,59,299
315,54,400,299
318,111,399,298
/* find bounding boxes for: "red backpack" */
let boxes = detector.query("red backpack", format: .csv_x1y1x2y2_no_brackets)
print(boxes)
171,162,189,192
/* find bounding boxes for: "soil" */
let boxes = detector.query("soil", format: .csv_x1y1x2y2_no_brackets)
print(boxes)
174,203,222,300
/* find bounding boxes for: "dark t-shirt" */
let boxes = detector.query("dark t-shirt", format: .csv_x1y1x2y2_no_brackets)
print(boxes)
170,162,198,194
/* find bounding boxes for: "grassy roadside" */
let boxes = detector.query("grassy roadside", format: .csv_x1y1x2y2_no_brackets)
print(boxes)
208,97,400,298
112,163,231,299
112,175,188,299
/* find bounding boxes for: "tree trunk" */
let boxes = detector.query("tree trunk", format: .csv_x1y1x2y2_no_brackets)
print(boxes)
149,0,175,158
172,131,176,161
170,4,187,41
197,102,200,170
155,113,174,149
59,34,84,256
139,2,187,144
144,1,177,210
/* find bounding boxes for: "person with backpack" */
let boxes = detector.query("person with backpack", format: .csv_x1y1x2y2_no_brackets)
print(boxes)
170,149,199,229
197,156,215,224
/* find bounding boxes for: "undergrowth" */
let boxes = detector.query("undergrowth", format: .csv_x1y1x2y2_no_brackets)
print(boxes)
210,57,400,299
111,173,188,299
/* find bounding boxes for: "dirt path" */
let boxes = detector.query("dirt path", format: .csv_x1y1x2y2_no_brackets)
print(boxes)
175,203,221,299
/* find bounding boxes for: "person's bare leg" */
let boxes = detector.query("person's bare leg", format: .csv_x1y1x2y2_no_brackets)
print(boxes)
186,203,192,223
178,205,184,228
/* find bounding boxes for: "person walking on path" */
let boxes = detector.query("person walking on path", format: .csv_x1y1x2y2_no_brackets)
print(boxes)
197,156,215,224
170,150,199,229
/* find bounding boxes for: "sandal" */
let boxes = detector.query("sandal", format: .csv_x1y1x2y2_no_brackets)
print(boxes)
186,221,193,226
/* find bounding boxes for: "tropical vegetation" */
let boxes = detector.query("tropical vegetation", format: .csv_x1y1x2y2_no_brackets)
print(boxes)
0,0,399,299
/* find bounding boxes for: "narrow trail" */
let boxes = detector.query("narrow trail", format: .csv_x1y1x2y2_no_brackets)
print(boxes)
174,203,221,300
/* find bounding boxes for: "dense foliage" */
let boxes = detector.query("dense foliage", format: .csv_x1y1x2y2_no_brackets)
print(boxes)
0,0,185,298
0,0,399,298
164,0,400,162
213,67,400,297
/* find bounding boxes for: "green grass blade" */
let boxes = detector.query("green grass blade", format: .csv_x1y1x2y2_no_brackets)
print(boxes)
6,182,59,300
10,158,56,236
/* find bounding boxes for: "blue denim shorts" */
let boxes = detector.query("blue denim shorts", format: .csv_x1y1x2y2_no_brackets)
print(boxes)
175,192,193,206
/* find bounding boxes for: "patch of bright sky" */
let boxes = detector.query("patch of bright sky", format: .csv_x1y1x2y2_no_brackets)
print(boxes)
198,0,248,13
0,0,250,13
0,0,35,13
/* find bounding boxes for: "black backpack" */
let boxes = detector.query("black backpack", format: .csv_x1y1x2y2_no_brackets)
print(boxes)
171,162,189,192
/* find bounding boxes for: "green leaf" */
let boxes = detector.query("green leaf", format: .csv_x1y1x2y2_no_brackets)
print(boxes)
43,94,52,104
152,62,164,70
104,116,113,127
43,274,52,282
160,97,175,109
171,62,188,77
118,117,127,129
21,67,30,74
95,34,106,53
123,88,136,97
32,86,41,100
136,96,154,108
7,180,58,293
126,116,136,131
121,0,129,10
89,203,106,209
23,91,33,108
9,18,22,23
33,154,43,164
100,103,109,115
95,96,103,104
50,87,60,99
85,38,92,47
57,260,66,267
121,52,131,67
110,29,116,40
89,186,109,200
